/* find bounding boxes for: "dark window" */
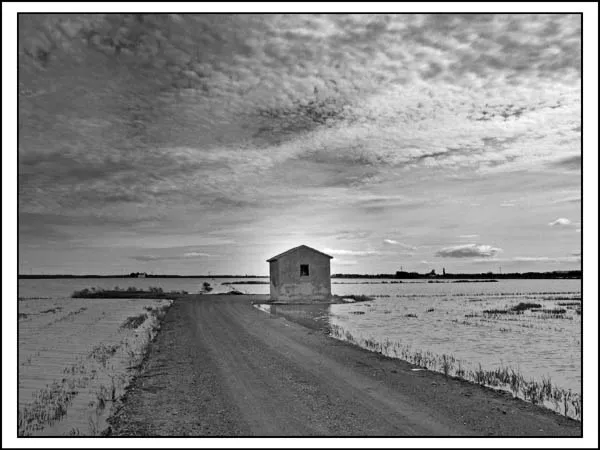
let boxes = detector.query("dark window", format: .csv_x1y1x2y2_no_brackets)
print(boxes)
300,264,309,276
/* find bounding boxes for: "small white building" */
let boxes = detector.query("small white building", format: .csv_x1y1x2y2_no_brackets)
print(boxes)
267,245,333,303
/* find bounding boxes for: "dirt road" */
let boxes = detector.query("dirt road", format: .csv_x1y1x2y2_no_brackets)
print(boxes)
108,295,581,436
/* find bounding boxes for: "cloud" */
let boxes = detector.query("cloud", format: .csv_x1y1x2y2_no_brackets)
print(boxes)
335,230,372,240
182,252,212,257
551,195,581,204
458,234,479,239
471,255,581,264
550,155,581,171
513,256,581,263
435,244,502,258
548,218,571,226
131,252,212,261
18,15,583,223
324,248,382,257
383,239,417,250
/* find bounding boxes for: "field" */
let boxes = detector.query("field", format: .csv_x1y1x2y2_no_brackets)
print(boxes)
18,295,172,436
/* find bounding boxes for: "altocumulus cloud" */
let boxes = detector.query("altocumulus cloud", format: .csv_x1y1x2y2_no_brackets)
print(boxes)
324,248,382,257
435,244,502,258
548,218,571,226
18,13,582,224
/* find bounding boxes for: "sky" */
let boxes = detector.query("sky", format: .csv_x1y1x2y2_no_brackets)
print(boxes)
16,12,584,276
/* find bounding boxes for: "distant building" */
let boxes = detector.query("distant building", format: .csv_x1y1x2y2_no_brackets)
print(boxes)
267,245,333,302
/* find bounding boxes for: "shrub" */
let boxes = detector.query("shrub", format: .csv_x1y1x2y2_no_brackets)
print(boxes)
511,302,542,312
120,313,147,329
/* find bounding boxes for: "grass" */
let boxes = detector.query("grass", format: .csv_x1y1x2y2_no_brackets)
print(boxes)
333,294,374,302
18,376,81,436
329,323,582,421
540,308,567,314
120,313,147,330
511,302,542,312
72,287,186,299
88,343,121,367
55,307,88,323
482,308,519,315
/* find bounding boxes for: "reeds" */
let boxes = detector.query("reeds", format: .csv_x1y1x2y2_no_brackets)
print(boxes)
18,378,79,436
88,343,121,367
511,302,542,312
120,313,147,330
328,324,582,421
19,299,174,436
55,307,87,323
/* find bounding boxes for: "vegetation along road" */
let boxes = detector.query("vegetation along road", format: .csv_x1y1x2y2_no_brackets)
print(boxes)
108,295,581,437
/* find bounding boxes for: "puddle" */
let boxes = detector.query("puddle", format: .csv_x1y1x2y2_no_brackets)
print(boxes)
254,303,332,331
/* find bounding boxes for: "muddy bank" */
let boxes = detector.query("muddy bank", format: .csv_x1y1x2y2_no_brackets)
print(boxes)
108,295,581,437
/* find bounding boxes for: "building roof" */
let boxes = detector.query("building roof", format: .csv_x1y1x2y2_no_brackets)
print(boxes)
266,245,333,262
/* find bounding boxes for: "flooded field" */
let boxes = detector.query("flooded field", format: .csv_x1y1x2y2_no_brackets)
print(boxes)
17,293,172,436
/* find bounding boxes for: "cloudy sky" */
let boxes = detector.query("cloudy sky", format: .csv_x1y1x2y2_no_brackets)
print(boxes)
17,13,582,275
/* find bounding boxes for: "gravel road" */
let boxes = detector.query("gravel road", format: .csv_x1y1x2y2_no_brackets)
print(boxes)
108,295,581,437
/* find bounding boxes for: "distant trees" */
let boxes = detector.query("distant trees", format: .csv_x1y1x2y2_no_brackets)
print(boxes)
394,271,421,279
129,272,147,278
332,270,582,280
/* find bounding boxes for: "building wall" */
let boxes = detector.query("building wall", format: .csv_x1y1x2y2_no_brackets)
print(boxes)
270,247,331,302
269,261,278,299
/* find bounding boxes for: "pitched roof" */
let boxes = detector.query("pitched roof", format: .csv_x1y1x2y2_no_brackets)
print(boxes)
266,245,333,262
